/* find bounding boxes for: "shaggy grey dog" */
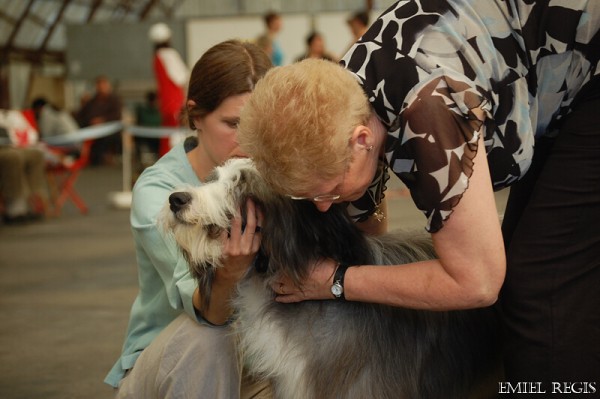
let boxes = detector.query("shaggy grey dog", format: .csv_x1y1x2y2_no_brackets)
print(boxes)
160,158,500,399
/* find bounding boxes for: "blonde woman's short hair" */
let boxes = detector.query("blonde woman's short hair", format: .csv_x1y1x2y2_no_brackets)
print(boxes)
239,58,371,196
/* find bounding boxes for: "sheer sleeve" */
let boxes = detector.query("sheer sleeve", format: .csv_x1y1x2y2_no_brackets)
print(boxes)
389,72,489,232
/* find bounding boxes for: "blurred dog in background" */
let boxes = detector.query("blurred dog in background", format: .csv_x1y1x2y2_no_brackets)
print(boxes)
160,158,500,399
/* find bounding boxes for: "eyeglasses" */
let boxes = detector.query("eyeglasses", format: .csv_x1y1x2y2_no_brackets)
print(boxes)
288,193,341,202
288,164,348,203
287,153,352,203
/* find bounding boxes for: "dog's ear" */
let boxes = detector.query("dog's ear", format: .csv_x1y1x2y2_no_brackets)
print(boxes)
237,164,273,205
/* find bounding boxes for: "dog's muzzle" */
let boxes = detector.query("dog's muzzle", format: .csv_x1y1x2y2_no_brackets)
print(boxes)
169,192,192,214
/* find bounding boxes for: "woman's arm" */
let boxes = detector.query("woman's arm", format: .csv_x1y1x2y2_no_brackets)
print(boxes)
346,133,505,309
276,133,505,310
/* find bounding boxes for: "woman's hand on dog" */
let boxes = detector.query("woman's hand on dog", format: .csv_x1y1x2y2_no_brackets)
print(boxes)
273,258,338,303
218,198,263,284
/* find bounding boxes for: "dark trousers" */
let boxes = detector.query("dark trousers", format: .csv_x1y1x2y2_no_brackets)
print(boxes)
499,93,600,391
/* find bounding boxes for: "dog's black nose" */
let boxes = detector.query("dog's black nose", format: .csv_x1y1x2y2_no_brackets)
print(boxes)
169,192,192,213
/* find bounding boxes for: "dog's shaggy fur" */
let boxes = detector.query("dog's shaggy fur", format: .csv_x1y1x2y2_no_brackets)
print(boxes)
160,158,500,399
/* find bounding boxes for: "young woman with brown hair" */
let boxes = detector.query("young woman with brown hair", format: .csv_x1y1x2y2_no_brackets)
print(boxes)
105,40,272,399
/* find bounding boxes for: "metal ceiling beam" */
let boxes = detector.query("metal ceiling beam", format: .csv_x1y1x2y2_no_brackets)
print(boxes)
37,0,72,57
87,0,104,23
140,0,184,21
24,12,47,28
164,0,184,18
0,9,17,25
116,0,132,21
139,0,159,20
3,0,37,52
2,0,196,68
155,0,169,16
5,47,65,63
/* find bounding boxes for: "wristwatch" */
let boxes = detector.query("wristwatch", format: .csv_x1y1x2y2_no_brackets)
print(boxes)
331,263,349,300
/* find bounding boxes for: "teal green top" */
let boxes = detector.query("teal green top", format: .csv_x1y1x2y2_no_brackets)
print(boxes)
105,138,202,387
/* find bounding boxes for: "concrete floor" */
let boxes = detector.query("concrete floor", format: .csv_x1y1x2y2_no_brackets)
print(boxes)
0,164,509,399
0,165,135,399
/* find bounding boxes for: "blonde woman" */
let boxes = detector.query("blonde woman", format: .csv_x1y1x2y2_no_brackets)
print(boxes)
239,0,600,390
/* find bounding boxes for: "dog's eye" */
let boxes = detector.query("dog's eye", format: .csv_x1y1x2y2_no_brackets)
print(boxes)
205,224,223,239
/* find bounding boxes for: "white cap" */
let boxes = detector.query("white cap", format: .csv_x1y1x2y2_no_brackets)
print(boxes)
149,23,172,43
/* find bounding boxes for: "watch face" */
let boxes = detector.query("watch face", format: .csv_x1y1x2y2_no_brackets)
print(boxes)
331,282,343,297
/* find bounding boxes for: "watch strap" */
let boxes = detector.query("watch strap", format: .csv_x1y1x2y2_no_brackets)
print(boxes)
333,263,349,300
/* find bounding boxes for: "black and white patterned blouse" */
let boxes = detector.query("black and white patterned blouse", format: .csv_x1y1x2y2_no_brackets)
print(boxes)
343,0,599,232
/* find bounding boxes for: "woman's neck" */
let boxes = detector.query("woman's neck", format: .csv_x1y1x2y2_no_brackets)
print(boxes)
367,113,387,159
186,143,215,183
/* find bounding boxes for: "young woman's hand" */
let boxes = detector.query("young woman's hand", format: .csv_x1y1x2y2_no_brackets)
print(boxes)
195,198,263,325
217,198,263,285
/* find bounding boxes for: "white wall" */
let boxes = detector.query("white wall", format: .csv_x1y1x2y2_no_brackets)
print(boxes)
315,12,357,60
185,11,364,66
187,16,264,66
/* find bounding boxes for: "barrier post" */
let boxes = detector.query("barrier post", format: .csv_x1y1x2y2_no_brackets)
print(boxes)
107,126,133,209
122,129,133,193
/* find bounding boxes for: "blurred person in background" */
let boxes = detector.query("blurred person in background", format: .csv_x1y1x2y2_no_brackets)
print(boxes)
345,9,370,52
0,110,48,224
347,10,370,41
255,34,273,60
76,75,123,166
295,31,337,63
148,22,189,156
31,97,81,166
258,11,284,66
31,97,79,139
133,91,162,175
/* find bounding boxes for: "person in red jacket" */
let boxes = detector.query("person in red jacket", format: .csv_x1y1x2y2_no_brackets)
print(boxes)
148,23,189,156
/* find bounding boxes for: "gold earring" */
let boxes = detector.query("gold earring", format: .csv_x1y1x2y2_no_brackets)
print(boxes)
366,145,374,151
